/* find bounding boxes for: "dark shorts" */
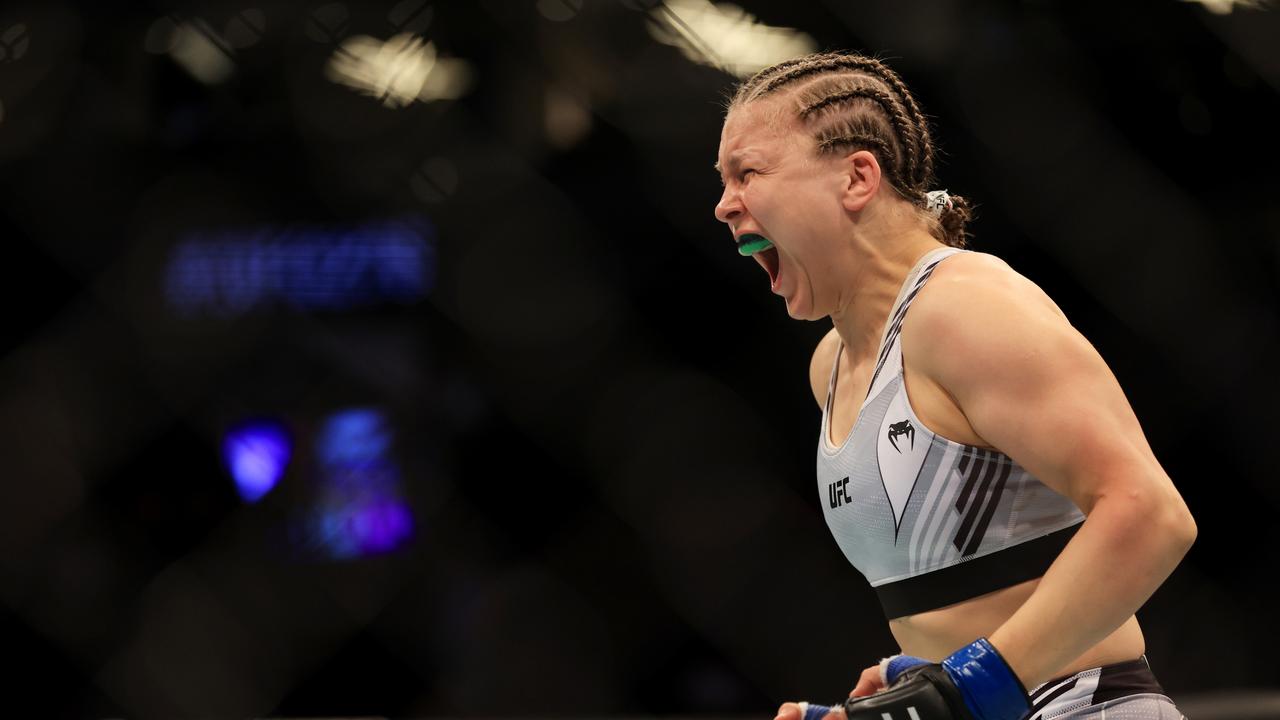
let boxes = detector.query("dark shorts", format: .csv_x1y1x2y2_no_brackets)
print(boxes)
1024,655,1184,720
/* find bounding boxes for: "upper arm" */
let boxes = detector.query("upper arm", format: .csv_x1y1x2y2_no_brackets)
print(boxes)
905,255,1177,514
810,328,840,410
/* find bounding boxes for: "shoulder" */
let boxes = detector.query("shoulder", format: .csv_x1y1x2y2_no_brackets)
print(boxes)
905,250,1068,341
902,249,1093,424
809,327,841,410
902,250,1177,510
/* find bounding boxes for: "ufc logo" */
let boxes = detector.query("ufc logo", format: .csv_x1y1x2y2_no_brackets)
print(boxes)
828,477,852,508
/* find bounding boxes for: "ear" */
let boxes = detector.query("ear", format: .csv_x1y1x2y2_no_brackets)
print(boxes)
839,150,881,213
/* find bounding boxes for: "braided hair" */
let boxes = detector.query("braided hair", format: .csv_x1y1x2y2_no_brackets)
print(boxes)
726,52,972,248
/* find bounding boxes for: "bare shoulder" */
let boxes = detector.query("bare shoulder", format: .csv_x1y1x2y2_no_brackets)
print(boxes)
809,327,841,409
902,249,1081,402
912,250,1068,326
901,251,1180,510
900,250,1078,414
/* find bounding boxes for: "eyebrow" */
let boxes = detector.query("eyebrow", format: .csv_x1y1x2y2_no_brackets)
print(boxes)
713,150,751,178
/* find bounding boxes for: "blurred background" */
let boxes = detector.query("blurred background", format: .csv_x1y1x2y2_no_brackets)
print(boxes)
2,0,1278,718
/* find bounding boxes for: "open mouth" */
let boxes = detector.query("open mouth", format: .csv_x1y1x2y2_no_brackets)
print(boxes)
736,233,780,286
755,246,780,285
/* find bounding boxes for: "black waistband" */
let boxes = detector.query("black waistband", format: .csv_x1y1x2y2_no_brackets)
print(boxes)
1029,656,1165,712
875,524,1082,619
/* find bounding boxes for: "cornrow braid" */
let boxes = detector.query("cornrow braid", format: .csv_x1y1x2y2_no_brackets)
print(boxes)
799,83,921,197
815,132,903,194
724,51,972,248
821,56,937,189
736,56,812,97
732,53,935,191
816,133,893,156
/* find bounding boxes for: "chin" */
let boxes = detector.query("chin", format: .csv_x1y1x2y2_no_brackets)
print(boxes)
781,275,820,320
790,308,826,322
784,291,820,321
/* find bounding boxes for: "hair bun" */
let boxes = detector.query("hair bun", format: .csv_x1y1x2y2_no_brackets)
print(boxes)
936,193,973,249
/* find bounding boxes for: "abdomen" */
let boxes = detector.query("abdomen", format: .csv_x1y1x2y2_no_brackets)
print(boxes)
888,578,1147,676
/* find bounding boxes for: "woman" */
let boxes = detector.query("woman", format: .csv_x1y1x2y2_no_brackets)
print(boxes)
713,52,1196,720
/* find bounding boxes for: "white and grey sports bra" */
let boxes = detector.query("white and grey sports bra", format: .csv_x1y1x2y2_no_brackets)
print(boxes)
817,247,1085,619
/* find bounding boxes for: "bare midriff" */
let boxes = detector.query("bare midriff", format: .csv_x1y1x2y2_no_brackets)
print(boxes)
888,578,1147,677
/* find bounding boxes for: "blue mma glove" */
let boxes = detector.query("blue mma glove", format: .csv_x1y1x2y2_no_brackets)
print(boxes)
844,638,1030,720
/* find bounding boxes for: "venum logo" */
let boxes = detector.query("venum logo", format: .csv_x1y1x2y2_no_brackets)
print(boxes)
878,396,929,538
887,419,914,453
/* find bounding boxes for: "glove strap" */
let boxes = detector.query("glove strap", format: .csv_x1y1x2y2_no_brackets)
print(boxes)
797,701,832,720
881,654,930,686
940,638,1030,720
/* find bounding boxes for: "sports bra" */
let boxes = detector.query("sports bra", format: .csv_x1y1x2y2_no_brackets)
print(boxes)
816,247,1085,619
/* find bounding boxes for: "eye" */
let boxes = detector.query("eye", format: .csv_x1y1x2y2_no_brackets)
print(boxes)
738,169,756,182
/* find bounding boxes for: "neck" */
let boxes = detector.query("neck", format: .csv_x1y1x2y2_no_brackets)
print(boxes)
830,232,947,364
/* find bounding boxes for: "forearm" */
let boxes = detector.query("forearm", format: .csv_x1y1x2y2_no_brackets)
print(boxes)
987,485,1196,688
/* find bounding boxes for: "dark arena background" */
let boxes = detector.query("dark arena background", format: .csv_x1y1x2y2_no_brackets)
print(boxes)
3,1,1279,718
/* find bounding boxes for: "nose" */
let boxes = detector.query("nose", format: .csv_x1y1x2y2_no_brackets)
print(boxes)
714,184,743,225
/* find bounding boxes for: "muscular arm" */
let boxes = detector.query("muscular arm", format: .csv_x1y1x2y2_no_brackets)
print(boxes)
906,255,1197,689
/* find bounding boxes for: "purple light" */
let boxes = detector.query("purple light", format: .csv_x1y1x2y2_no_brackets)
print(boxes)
303,407,414,559
222,419,292,503
350,499,414,554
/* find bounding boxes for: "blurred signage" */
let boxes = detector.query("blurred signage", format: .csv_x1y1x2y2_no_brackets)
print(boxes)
165,219,434,316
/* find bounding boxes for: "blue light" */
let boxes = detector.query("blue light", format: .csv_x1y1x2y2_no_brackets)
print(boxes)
222,419,292,503
315,408,392,467
304,407,414,558
165,218,435,317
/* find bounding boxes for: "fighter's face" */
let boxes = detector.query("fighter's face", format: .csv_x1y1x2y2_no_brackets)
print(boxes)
714,103,849,320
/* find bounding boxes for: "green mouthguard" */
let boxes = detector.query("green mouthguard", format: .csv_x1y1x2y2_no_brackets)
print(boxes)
736,233,774,256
